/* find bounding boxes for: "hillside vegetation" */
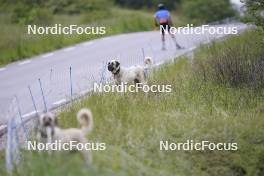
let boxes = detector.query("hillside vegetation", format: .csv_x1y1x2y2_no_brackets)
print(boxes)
0,4,154,66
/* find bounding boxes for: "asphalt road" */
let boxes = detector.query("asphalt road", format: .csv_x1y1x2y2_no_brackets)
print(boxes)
0,23,248,125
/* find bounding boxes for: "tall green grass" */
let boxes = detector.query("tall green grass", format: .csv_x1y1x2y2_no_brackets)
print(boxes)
1,30,263,176
194,29,264,90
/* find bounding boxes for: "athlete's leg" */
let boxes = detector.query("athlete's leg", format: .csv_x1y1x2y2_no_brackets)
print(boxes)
161,24,166,50
162,33,166,50
168,26,183,49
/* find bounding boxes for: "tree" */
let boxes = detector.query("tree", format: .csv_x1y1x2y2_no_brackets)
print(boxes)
181,0,236,24
115,0,181,10
244,0,264,27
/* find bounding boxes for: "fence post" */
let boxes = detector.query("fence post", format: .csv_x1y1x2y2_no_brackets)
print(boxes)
15,95,28,141
100,62,107,84
142,48,145,63
90,74,95,83
12,118,21,166
38,78,47,113
49,68,53,82
70,66,73,98
6,117,14,175
28,85,38,116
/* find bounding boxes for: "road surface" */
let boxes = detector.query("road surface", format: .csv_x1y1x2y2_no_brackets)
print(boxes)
0,23,248,125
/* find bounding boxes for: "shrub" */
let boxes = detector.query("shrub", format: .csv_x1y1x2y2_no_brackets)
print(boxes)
11,4,53,24
194,29,264,90
47,0,113,14
28,8,53,25
244,0,264,27
181,0,236,24
10,0,112,24
114,0,180,10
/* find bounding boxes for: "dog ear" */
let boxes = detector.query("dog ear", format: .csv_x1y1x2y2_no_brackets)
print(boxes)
116,61,120,67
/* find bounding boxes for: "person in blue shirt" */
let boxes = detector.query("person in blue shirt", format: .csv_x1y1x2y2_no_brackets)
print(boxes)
154,3,183,50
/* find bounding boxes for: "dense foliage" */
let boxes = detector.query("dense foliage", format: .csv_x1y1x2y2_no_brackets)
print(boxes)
181,0,236,24
114,0,181,10
244,0,264,27
1,0,113,24
195,29,264,90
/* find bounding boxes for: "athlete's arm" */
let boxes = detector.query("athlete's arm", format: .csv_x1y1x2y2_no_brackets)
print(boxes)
154,14,158,27
153,14,159,30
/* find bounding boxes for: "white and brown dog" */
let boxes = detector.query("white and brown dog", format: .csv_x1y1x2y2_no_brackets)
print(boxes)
38,108,93,164
107,57,152,85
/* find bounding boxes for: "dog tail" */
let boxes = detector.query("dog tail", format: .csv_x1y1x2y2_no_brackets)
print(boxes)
77,108,93,135
144,56,153,79
144,56,153,67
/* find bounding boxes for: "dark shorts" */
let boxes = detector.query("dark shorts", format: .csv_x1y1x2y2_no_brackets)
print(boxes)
160,23,171,35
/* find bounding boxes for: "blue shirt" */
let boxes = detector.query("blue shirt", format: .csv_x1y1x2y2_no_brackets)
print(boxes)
155,10,170,24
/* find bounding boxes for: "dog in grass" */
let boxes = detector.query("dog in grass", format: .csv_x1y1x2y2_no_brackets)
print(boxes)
107,56,153,85
37,108,93,164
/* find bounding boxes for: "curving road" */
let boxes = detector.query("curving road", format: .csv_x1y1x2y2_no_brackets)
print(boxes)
0,23,248,126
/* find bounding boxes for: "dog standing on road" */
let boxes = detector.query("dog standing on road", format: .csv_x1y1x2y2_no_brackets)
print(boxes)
38,108,93,164
107,57,153,85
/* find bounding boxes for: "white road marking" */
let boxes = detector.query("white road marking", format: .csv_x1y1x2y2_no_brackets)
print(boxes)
187,46,197,52
155,61,164,66
63,47,75,52
0,67,6,72
80,89,90,95
202,39,211,45
53,99,66,105
82,41,94,46
201,35,223,45
18,60,32,66
22,110,38,118
42,53,54,58
174,54,181,58
102,37,110,41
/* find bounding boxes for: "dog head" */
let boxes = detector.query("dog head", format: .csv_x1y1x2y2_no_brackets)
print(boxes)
39,112,57,128
107,60,120,74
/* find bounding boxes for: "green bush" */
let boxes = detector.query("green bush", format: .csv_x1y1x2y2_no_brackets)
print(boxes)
194,29,264,90
114,0,180,10
28,8,53,25
181,0,236,24
47,0,113,14
11,4,53,24
244,0,264,27
10,0,113,24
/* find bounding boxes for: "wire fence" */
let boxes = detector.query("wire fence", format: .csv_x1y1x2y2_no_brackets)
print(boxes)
2,35,187,174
